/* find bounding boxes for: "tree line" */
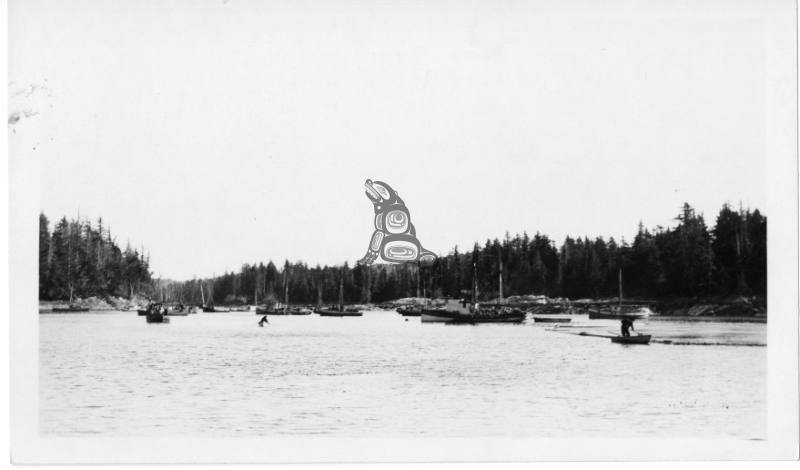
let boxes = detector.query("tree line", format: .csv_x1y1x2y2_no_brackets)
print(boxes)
39,214,153,300
166,202,766,306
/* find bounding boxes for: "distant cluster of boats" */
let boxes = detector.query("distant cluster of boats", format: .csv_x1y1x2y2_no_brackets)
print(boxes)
254,304,363,317
390,268,654,345
105,266,654,344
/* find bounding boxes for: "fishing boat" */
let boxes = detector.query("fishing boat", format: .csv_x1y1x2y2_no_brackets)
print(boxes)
420,310,458,322
422,307,526,324
611,334,651,345
316,275,362,316
449,310,526,324
257,303,290,315
315,306,363,317
262,269,294,315
165,306,188,316
533,317,572,323
288,306,313,315
205,305,231,312
421,299,525,324
144,303,170,323
146,312,169,323
588,269,651,320
396,306,422,316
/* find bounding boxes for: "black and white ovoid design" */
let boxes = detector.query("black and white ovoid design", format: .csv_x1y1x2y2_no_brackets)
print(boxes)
358,179,436,266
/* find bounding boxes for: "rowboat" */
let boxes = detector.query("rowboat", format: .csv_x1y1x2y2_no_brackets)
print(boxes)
533,317,571,323
611,334,651,345
146,313,170,324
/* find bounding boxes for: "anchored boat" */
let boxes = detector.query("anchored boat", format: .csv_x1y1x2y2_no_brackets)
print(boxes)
533,317,571,323
316,275,362,316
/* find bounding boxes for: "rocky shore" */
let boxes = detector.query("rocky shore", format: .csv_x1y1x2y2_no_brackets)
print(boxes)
39,295,150,313
650,296,766,319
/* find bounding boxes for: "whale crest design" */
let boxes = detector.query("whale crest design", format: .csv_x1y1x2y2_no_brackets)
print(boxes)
358,179,436,266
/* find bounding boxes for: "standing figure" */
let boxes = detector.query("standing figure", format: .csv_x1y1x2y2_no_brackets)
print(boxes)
620,318,635,337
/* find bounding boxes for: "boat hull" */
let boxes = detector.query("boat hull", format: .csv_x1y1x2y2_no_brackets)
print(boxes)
422,309,526,324
202,307,231,313
588,312,648,320
611,335,651,344
421,312,455,322
533,317,571,323
315,309,363,317
396,308,422,316
146,315,170,324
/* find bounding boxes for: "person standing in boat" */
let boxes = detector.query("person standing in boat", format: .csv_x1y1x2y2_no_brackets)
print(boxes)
620,318,635,337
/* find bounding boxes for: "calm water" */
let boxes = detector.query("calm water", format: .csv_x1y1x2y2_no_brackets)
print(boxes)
40,311,766,438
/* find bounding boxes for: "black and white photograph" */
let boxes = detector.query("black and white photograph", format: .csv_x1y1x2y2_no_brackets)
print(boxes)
7,0,799,463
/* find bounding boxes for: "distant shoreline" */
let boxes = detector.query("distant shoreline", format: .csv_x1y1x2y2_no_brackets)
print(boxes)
38,295,767,321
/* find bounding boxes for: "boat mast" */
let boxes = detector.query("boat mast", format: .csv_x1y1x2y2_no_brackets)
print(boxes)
420,262,426,299
283,268,288,314
618,268,623,309
498,257,504,303
415,263,421,299
339,273,344,312
472,261,477,307
200,282,206,306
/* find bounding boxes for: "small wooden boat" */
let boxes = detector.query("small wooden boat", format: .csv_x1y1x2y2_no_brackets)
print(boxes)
202,305,230,313
288,307,313,315
256,304,290,315
137,309,148,316
146,312,170,323
51,305,90,313
396,307,422,316
315,275,362,316
611,334,651,344
533,317,571,323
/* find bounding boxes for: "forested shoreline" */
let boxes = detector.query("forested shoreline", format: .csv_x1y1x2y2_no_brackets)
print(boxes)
39,203,766,309
38,214,152,301
169,203,766,307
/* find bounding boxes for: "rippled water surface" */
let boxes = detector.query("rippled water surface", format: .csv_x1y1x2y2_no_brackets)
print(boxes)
40,311,765,437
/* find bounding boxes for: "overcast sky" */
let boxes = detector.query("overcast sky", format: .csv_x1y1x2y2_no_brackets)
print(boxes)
10,0,773,280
